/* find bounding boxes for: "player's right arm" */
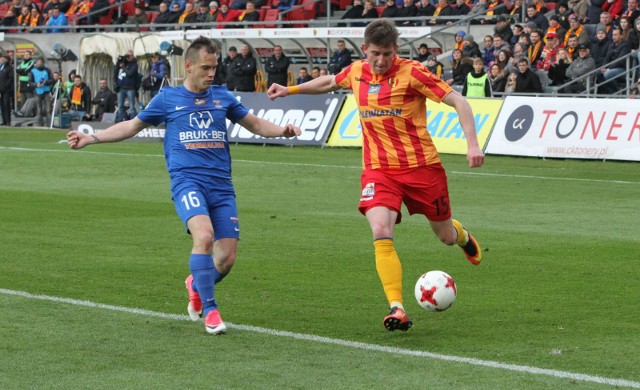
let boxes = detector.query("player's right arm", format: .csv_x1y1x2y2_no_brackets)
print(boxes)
267,75,341,100
66,117,149,149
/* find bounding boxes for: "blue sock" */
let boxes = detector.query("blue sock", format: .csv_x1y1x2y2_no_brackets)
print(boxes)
213,267,228,284
189,254,217,315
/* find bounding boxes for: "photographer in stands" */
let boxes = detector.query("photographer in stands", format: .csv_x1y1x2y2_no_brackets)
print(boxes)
114,50,139,122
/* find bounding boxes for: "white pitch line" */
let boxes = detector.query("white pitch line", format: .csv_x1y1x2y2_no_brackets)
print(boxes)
1,288,639,389
1,146,639,185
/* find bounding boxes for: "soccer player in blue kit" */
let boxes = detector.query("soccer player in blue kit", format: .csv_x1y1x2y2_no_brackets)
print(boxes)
67,37,301,334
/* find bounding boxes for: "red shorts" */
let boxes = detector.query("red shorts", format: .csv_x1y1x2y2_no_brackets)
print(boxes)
358,164,451,223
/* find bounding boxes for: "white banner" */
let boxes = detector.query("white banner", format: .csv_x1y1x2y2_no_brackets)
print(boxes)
486,96,640,161
202,27,431,40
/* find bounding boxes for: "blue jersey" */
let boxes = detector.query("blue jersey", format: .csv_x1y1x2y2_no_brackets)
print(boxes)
137,85,249,186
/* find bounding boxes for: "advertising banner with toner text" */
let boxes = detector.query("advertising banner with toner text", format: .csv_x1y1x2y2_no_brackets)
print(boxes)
486,96,640,161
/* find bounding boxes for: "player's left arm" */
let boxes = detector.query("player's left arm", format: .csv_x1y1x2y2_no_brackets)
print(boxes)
442,91,485,168
237,113,302,138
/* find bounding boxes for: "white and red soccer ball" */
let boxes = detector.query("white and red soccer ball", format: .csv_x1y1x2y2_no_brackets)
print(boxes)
414,270,457,312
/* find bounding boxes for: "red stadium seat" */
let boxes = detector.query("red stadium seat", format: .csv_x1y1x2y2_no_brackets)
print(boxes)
545,2,557,10
376,6,384,17
288,0,316,27
263,8,281,28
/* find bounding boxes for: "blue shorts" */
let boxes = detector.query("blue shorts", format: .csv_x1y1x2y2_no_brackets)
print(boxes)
172,179,239,240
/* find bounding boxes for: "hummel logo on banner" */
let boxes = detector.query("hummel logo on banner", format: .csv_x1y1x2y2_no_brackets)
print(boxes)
176,106,187,110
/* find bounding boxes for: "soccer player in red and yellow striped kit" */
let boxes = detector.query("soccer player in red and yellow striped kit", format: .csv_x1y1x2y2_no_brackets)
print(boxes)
267,19,484,332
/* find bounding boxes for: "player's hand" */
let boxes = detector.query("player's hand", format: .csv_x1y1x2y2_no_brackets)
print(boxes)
467,145,484,168
282,124,301,138
67,131,91,149
267,83,287,100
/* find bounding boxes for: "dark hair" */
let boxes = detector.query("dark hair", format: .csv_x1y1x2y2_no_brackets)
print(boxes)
185,36,218,63
364,19,399,48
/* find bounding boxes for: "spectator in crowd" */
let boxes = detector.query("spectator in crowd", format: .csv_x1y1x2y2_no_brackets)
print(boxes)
506,0,524,23
215,4,239,29
66,0,91,22
548,48,571,86
482,35,495,66
153,2,177,29
319,68,328,76
229,44,257,92
525,4,548,31
468,0,487,24
28,57,54,126
531,0,547,14
209,1,220,20
425,55,444,78
635,17,640,63
86,0,110,25
453,30,466,52
598,26,631,94
430,0,453,25
631,78,640,97
416,42,430,62
212,41,226,86
264,44,289,88
196,2,214,24
16,51,35,107
296,67,312,85
602,0,623,21
510,23,524,47
620,16,639,49
67,74,92,121
239,1,259,27
397,0,418,26
547,15,567,43
554,2,572,28
492,34,510,57
591,26,612,68
42,0,60,15
178,1,198,26
381,0,398,19
462,57,491,97
147,52,167,98
569,0,589,23
17,6,31,30
222,46,238,90
127,5,148,28
565,34,580,59
495,49,512,69
564,43,595,92
26,8,43,33
91,78,116,121
528,29,544,69
504,70,518,94
114,50,139,122
169,0,188,12
565,15,589,47
587,0,606,23
340,0,364,27
328,40,352,75
0,54,13,126
310,66,320,78
416,0,435,23
452,0,470,17
538,31,563,74
590,12,614,43
515,57,542,92
621,0,640,23
46,7,68,32
483,0,505,24
488,63,507,94
1,10,17,27
446,48,473,85
359,0,378,25
505,42,527,73
462,35,482,58
494,16,513,43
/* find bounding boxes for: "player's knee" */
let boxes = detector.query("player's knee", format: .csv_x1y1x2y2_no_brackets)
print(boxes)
192,231,214,252
436,231,457,246
370,223,393,239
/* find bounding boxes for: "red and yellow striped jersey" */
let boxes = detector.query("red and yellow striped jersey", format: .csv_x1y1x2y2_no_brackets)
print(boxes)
335,56,452,170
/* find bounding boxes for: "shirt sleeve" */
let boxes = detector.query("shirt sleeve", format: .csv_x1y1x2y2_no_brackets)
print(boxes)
334,62,354,90
410,62,452,103
136,89,167,125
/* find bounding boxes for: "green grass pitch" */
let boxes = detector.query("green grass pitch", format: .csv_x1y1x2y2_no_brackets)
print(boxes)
1,128,639,389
